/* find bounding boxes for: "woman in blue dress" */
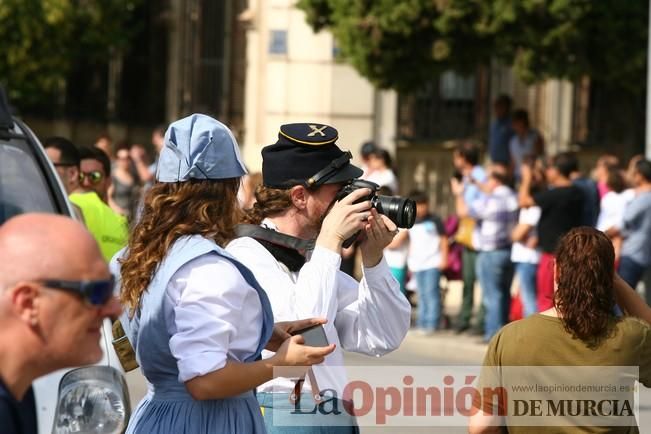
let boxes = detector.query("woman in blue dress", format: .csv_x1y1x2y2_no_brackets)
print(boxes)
112,114,334,434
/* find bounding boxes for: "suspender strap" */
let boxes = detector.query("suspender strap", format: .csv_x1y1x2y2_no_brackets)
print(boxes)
289,368,323,406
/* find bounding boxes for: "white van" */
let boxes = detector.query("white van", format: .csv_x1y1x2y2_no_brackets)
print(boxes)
0,93,130,433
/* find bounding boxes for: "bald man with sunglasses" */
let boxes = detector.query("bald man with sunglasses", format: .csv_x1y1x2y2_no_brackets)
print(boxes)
0,213,122,434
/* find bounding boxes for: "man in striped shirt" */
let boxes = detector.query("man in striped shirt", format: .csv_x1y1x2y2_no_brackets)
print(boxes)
452,163,519,342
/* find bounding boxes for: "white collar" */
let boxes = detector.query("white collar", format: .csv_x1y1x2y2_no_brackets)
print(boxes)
261,218,278,231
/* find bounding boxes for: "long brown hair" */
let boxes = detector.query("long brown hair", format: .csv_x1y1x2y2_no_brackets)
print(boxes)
119,178,241,315
241,185,293,225
553,227,618,346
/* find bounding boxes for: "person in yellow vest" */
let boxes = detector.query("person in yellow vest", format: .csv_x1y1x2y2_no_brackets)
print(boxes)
43,138,127,262
68,189,128,262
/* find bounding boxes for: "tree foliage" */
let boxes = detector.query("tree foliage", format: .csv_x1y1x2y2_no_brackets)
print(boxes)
0,0,141,107
297,0,648,92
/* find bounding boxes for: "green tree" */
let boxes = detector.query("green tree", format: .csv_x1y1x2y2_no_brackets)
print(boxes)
0,0,141,108
297,0,648,93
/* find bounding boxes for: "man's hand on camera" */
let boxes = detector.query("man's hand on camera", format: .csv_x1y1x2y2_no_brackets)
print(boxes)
317,188,372,253
359,208,397,268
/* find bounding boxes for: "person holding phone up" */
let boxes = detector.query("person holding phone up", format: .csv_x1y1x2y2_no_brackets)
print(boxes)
111,115,335,434
227,123,412,434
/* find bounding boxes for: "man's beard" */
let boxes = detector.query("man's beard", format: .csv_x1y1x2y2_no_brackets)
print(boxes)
307,211,325,237
306,198,337,238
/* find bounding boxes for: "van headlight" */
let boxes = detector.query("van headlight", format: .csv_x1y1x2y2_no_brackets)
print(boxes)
52,366,130,434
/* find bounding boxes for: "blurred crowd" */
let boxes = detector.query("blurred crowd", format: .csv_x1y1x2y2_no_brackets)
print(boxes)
369,95,651,344
87,127,166,221
13,109,647,433
42,102,651,347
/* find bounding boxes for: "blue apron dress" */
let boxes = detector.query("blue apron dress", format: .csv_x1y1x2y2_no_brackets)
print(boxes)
121,236,274,434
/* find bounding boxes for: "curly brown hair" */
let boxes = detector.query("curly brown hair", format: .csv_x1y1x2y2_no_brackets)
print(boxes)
119,178,241,315
241,185,293,225
553,227,619,346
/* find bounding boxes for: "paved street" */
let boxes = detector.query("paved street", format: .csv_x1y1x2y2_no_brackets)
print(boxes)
343,330,487,434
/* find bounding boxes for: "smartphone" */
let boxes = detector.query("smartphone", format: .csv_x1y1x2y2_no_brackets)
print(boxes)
290,324,329,347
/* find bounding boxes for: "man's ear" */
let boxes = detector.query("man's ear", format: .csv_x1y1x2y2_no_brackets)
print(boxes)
289,185,308,210
67,166,80,183
8,283,39,326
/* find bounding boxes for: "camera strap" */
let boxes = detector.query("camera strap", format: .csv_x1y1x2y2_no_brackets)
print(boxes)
234,224,316,272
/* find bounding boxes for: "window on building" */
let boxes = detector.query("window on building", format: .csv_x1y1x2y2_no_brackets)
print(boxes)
269,30,288,55
398,71,484,143
572,78,645,156
439,71,475,100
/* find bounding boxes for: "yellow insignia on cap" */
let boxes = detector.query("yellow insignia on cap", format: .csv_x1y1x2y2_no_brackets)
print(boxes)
279,123,338,146
307,124,327,137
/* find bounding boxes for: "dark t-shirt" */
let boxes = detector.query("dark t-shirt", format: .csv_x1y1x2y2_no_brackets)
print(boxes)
534,185,584,253
0,382,37,434
572,176,600,227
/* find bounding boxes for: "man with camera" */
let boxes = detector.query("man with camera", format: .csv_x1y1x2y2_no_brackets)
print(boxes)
227,123,412,433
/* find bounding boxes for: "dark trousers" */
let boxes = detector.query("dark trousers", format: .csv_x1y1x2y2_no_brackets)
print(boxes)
618,256,647,291
458,247,484,329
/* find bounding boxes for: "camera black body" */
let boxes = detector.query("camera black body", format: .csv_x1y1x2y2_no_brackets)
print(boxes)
335,179,416,247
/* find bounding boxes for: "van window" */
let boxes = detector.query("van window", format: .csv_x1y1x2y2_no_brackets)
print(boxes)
0,140,57,224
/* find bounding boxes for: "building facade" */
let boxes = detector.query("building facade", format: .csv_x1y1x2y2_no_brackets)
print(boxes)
24,0,247,152
239,0,397,171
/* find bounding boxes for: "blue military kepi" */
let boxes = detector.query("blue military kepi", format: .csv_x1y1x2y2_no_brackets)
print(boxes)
261,123,363,189
156,113,247,182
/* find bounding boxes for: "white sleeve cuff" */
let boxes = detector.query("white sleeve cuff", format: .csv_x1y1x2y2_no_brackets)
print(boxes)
177,351,227,382
310,246,342,268
362,255,391,280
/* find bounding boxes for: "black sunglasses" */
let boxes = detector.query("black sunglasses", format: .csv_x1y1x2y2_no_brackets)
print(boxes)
40,276,115,306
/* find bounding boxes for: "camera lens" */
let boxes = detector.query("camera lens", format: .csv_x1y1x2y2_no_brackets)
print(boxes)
373,196,416,228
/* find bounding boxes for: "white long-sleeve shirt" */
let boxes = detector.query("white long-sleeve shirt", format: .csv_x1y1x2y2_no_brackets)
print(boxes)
165,253,264,382
226,222,411,396
110,251,264,383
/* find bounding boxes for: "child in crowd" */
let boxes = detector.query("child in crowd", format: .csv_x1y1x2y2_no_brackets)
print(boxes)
511,157,545,317
382,187,409,295
593,153,620,199
597,166,634,261
406,191,448,334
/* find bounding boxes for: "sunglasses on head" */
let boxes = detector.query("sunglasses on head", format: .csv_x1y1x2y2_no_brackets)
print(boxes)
40,276,115,306
79,171,104,184
53,162,76,168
